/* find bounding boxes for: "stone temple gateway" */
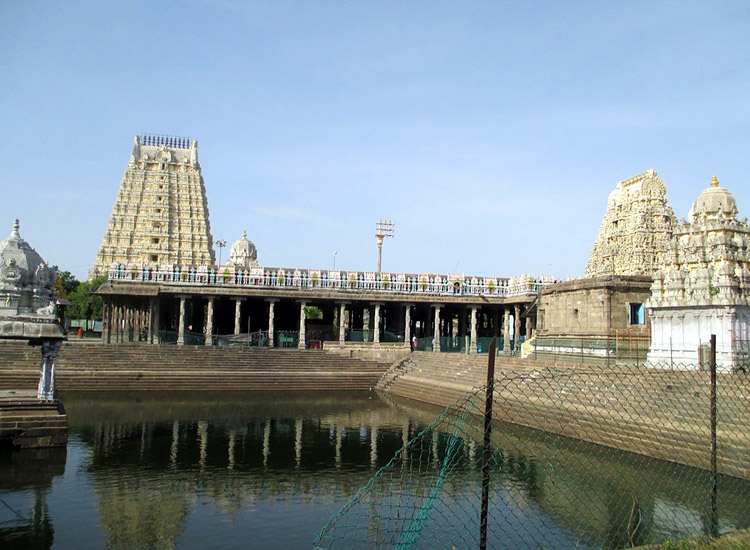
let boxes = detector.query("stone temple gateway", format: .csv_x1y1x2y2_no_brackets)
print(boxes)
90,134,215,278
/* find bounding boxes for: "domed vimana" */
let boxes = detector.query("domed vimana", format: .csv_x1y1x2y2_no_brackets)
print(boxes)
0,219,57,317
689,174,739,221
90,134,215,279
226,230,259,268
647,175,750,371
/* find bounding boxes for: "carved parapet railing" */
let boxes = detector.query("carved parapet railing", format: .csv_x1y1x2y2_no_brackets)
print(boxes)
107,262,554,298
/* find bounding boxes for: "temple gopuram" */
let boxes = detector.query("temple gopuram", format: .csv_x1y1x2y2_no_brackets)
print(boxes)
90,134,214,278
93,136,553,354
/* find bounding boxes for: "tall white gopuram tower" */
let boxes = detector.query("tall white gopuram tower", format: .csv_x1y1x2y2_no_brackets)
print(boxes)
91,135,215,278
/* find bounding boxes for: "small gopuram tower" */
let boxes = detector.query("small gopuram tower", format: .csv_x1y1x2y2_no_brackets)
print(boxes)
90,134,215,278
585,169,677,278
647,176,750,371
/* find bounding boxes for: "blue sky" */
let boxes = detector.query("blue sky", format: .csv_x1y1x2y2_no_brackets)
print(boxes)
2,1,749,281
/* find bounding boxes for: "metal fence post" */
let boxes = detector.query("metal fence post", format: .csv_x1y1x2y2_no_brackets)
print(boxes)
480,338,497,550
710,333,718,538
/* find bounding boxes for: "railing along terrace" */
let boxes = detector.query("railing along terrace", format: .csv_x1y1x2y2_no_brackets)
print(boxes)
107,263,554,297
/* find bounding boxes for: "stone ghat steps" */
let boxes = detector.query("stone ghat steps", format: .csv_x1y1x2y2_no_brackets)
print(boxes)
384,352,542,389
0,373,382,392
0,396,68,448
0,342,391,369
0,342,390,392
385,355,750,479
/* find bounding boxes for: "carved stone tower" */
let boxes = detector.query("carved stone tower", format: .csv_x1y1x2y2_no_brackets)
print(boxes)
585,169,677,278
91,135,215,278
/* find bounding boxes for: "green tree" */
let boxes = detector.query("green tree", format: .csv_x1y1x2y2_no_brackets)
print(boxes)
67,275,107,320
56,270,81,297
305,305,323,319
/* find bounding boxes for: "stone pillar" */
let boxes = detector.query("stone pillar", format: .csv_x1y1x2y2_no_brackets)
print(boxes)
111,303,118,343
373,303,381,343
102,301,110,344
298,301,307,349
433,305,442,352
177,296,187,345
37,339,61,401
338,302,346,343
503,307,511,355
470,306,478,355
234,298,243,335
404,305,412,347
205,297,215,346
525,316,532,340
492,308,500,339
267,299,276,348
151,298,160,345
514,305,522,353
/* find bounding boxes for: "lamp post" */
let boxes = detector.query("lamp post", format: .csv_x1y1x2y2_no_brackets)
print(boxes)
375,219,395,273
216,239,227,265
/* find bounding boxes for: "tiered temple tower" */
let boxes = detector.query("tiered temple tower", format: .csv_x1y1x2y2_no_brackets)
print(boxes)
585,169,677,278
91,135,215,278
647,176,750,370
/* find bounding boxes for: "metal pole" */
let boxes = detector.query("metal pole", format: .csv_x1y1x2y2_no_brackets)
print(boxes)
479,338,497,550
710,334,718,538
377,237,383,273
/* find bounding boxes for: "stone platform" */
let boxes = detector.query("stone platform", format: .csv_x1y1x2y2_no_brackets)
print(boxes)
0,389,68,449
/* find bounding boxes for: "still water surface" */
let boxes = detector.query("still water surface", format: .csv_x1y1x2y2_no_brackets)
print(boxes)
1,391,749,549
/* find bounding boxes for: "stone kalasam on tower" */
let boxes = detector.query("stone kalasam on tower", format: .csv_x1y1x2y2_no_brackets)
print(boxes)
90,135,215,278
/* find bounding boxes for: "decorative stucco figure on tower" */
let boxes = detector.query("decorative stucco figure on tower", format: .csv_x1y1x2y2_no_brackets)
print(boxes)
585,170,678,278
226,231,259,268
646,176,750,371
90,134,215,278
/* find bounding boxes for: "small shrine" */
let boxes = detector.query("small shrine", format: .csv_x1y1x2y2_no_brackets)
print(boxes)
0,219,65,405
226,230,259,268
646,176,750,371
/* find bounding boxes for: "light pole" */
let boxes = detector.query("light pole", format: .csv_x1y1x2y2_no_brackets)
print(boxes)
216,239,227,265
375,219,395,273
333,251,337,271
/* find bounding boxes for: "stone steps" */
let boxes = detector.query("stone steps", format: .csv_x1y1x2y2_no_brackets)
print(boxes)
0,341,391,392
0,392,68,449
384,353,750,479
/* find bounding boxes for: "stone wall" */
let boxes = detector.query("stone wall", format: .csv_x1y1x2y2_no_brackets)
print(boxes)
384,353,750,480
537,276,652,337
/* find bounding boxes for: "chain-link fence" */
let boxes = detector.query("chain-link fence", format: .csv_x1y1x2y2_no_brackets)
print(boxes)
315,338,750,549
